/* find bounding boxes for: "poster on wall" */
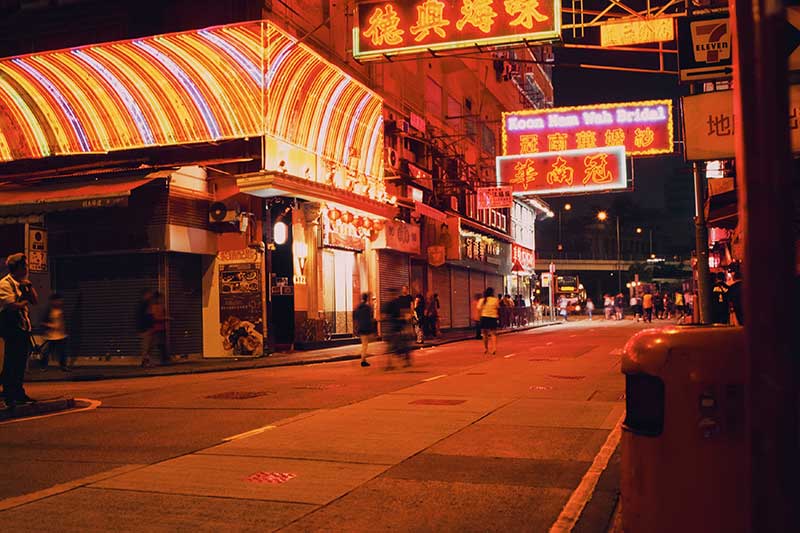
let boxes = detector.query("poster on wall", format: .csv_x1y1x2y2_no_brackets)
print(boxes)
26,226,48,273
219,262,264,356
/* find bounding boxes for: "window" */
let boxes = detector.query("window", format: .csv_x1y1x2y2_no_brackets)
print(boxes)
425,77,442,118
481,124,495,154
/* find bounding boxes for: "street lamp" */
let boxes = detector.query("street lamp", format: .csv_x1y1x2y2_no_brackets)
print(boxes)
597,211,621,292
635,226,654,257
557,204,572,255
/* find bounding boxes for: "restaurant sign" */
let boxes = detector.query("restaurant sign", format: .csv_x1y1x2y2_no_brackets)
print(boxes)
682,86,800,160
496,146,627,196
477,186,514,209
502,99,673,157
373,220,421,254
462,234,502,264
353,0,561,60
512,244,535,271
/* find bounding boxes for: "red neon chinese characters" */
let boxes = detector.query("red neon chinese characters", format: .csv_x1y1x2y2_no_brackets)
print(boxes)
546,156,574,185
511,159,538,190
582,153,613,184
504,0,549,29
364,5,405,46
634,127,655,148
457,0,498,32
410,0,450,41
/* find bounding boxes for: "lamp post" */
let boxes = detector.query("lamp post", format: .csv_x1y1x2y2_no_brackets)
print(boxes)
635,226,654,258
556,203,570,255
598,210,621,293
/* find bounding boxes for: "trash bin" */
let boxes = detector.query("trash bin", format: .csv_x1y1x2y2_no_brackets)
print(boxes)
621,325,746,533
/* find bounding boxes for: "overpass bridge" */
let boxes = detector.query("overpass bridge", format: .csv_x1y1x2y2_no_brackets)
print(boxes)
536,256,693,274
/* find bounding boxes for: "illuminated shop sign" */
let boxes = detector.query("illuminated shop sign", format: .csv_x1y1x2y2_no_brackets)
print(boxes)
600,17,674,47
462,233,502,263
353,0,561,60
511,244,535,270
496,146,627,196
502,100,673,157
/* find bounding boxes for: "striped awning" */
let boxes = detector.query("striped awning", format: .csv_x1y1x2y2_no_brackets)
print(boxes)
0,21,384,183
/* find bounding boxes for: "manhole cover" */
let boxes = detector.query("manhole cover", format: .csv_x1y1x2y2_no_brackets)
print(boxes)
548,375,586,380
409,399,466,406
206,391,273,400
245,472,296,484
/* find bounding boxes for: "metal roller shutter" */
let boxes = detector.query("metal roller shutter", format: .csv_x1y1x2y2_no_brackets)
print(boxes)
54,254,159,358
469,270,485,299
487,274,504,296
167,253,202,356
431,266,450,329
451,267,470,328
378,251,409,313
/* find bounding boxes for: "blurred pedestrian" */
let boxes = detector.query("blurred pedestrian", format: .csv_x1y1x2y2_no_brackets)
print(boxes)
0,253,38,407
586,298,595,320
558,296,569,321
353,293,375,367
603,294,614,320
684,290,694,322
478,287,500,355
614,292,624,320
675,291,686,323
40,292,70,371
472,293,483,339
642,290,654,323
711,272,730,324
382,287,413,369
412,293,425,343
654,291,664,320
425,292,440,337
630,294,641,322
136,289,154,367
728,269,744,326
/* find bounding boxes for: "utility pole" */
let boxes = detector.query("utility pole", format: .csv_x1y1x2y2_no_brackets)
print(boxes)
731,0,797,530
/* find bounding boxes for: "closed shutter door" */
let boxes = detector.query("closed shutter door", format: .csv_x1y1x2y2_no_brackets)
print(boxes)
54,254,159,358
431,266,450,329
167,253,202,356
487,274,503,296
378,251,409,313
469,270,485,299
451,267,470,328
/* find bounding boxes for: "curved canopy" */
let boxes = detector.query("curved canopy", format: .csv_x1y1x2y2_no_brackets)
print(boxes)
0,21,384,181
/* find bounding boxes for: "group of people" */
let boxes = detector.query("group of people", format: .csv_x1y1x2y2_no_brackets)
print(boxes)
602,293,628,321
630,289,693,323
412,292,441,343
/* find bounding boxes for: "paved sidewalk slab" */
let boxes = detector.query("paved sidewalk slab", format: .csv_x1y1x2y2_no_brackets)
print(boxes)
91,453,389,506
476,398,624,430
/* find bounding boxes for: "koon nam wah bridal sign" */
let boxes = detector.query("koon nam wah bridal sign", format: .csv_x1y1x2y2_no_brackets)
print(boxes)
353,0,561,59
496,146,627,196
502,100,673,157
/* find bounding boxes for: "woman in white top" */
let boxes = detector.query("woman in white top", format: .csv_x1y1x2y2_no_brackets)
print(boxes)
478,287,500,355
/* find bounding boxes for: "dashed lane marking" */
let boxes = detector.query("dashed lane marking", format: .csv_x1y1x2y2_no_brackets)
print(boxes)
0,398,101,426
422,374,447,382
503,353,518,359
223,424,277,442
549,410,625,532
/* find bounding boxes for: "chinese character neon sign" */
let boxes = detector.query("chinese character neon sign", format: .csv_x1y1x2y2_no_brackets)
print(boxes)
496,146,627,196
502,100,674,157
354,0,560,60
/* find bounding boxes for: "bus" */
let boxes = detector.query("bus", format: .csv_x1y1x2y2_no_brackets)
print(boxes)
555,275,587,313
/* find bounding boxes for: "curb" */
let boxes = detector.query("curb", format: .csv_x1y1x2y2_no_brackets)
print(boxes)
28,322,561,383
0,398,76,422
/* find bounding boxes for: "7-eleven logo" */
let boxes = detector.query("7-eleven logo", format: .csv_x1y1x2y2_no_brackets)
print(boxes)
691,20,731,64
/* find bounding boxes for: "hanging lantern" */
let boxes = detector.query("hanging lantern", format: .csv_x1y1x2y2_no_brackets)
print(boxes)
341,211,354,224
328,208,341,222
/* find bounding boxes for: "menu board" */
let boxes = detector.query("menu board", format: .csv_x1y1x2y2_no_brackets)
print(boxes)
218,262,264,356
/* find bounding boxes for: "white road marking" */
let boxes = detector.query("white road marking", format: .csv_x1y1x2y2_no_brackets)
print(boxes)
0,398,100,426
503,353,518,359
223,424,276,442
549,410,625,532
0,463,143,512
422,374,447,382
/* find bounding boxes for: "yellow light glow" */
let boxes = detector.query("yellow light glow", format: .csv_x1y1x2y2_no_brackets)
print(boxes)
600,17,674,48
563,203,571,210
597,210,608,221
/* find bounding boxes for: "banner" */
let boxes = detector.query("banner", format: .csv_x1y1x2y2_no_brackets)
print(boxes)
218,261,264,356
683,86,800,160
477,186,513,209
497,146,628,196
354,0,560,60
372,220,421,254
503,99,673,157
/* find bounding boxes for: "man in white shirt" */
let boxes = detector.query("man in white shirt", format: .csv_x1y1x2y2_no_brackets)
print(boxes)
0,253,38,407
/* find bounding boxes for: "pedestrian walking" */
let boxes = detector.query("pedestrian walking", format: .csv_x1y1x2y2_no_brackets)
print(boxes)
675,291,686,323
353,293,375,367
642,290,654,323
558,296,569,321
412,293,425,343
382,287,413,369
711,272,730,324
603,294,614,320
425,292,440,337
0,253,38,407
478,287,500,355
472,293,483,339
653,292,664,320
614,293,625,320
586,298,595,320
728,269,744,326
39,292,70,371
684,290,694,322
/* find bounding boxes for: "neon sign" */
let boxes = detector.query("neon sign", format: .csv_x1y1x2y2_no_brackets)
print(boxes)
502,100,673,157
353,0,561,60
496,146,627,196
600,17,674,47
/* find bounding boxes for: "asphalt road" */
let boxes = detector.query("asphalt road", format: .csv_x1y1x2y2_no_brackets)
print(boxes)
0,319,648,532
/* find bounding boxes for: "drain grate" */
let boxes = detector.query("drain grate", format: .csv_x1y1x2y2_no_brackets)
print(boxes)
205,391,273,400
410,399,466,406
245,472,296,484
548,375,586,380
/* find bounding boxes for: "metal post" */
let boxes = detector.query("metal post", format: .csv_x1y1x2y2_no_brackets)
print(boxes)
616,216,621,293
730,0,797,529
691,161,713,323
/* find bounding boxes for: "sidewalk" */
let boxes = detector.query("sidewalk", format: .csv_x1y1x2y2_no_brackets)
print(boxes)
26,321,559,383
0,397,77,422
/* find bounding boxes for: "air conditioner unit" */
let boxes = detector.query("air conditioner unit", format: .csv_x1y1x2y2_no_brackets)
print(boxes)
385,147,400,170
209,202,238,224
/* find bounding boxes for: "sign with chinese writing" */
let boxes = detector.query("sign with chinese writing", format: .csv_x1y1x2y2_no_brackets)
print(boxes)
354,0,561,60
428,245,446,267
682,86,800,160
373,220,421,254
502,100,673,157
219,261,264,357
497,146,627,196
512,244,535,271
26,226,47,273
600,17,674,47
462,234,502,263
477,186,514,209
678,14,732,82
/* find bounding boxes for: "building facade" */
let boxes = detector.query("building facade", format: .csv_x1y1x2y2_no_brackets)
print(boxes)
0,0,553,358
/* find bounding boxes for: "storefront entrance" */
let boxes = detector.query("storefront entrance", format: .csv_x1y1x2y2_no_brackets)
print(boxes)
322,249,358,335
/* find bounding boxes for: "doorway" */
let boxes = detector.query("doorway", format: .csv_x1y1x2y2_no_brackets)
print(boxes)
322,249,357,335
